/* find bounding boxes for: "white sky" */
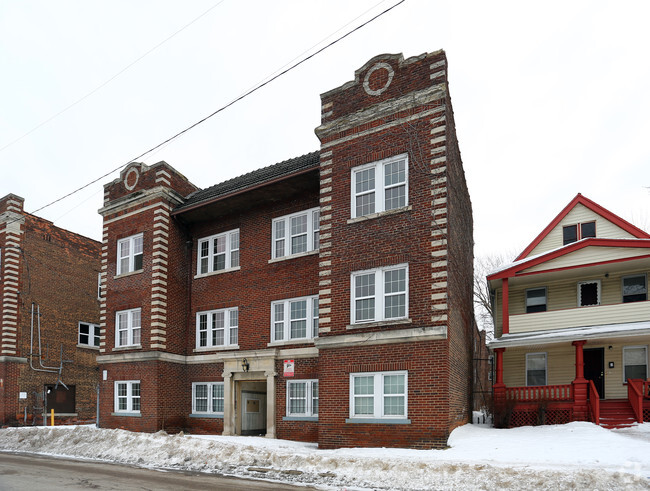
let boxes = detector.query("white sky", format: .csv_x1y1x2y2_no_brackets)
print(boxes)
1,0,649,258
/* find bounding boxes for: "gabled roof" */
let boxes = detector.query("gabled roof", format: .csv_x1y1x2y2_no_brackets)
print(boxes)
173,151,320,214
515,193,650,261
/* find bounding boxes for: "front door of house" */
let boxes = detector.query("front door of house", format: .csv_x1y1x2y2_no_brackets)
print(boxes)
241,391,266,436
584,348,605,399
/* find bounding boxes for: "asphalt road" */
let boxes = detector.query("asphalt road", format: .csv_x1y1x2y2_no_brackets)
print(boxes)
0,452,312,490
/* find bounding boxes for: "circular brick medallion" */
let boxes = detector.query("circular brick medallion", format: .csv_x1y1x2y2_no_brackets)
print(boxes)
363,62,394,96
124,167,139,191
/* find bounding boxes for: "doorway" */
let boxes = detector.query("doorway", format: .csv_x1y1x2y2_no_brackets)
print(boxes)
237,380,267,436
584,348,604,399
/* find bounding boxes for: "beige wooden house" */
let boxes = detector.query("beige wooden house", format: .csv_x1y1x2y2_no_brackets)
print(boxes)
488,194,650,428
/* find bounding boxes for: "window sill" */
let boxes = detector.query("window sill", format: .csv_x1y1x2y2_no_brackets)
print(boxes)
114,270,143,280
194,266,241,279
189,413,224,419
113,345,142,351
267,339,316,348
283,416,318,422
193,345,240,353
111,412,141,417
345,418,411,425
347,205,412,224
268,249,319,264
347,318,412,330
77,344,100,350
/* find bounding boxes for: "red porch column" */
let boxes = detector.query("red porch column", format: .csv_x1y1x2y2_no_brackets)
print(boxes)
501,278,509,335
572,340,588,420
493,348,506,408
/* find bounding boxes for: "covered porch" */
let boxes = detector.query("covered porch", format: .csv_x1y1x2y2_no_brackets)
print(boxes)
490,322,650,428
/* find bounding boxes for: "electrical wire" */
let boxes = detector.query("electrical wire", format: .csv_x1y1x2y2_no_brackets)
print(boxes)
26,0,406,218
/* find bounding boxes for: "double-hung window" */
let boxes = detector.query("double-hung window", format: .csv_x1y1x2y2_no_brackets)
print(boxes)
196,308,239,349
623,346,647,382
192,382,224,415
526,353,547,386
623,274,647,303
271,296,318,342
351,154,408,218
525,287,547,313
115,308,141,347
351,264,408,324
78,322,100,347
349,371,407,420
272,208,320,259
197,229,240,275
286,380,318,417
117,234,143,275
114,381,140,413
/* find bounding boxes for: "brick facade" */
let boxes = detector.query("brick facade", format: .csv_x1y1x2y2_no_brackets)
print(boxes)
97,50,478,448
0,194,101,425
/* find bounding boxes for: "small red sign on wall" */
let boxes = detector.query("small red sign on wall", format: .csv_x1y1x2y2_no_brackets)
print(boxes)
284,359,295,377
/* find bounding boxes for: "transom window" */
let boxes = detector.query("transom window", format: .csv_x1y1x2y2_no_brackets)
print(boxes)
115,308,141,347
578,280,600,307
272,208,320,259
196,308,239,349
78,322,100,347
114,381,140,413
271,296,319,342
351,264,408,324
351,154,408,218
197,229,240,275
525,287,547,313
286,380,318,417
192,382,224,414
623,346,648,383
117,234,143,275
623,274,647,303
349,371,407,419
563,222,596,245
526,352,547,386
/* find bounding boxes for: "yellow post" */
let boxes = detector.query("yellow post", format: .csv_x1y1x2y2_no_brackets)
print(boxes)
50,409,54,426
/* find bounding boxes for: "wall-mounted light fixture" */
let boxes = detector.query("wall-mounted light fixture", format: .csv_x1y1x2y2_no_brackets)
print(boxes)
242,358,250,372
608,346,613,350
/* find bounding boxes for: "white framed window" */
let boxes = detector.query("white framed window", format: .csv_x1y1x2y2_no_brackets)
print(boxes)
115,308,141,347
578,280,600,307
623,346,648,383
286,380,318,417
197,229,240,275
272,208,320,259
526,352,547,386
623,274,647,303
351,154,408,218
116,234,143,275
192,382,224,414
349,371,407,419
271,296,319,342
525,287,547,313
78,322,100,347
114,381,140,413
196,307,239,349
351,264,408,324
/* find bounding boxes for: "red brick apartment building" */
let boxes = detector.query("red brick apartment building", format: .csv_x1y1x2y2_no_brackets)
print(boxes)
0,194,101,425
97,50,478,448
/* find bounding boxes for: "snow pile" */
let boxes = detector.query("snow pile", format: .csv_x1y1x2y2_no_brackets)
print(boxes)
1,422,650,490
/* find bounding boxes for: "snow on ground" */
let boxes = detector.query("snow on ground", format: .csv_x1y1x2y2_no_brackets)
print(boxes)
1,422,650,490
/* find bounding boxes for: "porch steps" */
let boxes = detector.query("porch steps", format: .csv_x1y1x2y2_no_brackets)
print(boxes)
599,399,638,429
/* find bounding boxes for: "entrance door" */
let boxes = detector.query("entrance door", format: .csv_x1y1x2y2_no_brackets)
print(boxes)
584,348,604,398
241,391,267,436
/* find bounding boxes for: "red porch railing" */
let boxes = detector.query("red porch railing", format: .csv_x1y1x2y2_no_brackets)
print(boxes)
643,381,650,399
627,379,644,423
505,384,573,402
588,380,600,425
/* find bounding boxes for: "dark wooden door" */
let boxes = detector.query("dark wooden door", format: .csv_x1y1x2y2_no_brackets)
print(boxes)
584,348,604,398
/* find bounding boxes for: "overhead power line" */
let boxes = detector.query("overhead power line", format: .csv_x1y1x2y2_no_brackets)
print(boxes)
27,0,406,218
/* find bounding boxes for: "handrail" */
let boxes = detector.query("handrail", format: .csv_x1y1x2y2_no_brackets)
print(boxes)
627,378,644,423
588,380,600,425
505,384,572,402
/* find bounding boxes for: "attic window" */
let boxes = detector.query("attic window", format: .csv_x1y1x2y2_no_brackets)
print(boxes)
563,221,596,245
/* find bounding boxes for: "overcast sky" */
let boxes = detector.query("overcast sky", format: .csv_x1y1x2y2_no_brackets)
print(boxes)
1,0,649,259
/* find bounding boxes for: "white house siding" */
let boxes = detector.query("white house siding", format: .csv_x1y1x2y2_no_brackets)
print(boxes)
528,203,636,258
